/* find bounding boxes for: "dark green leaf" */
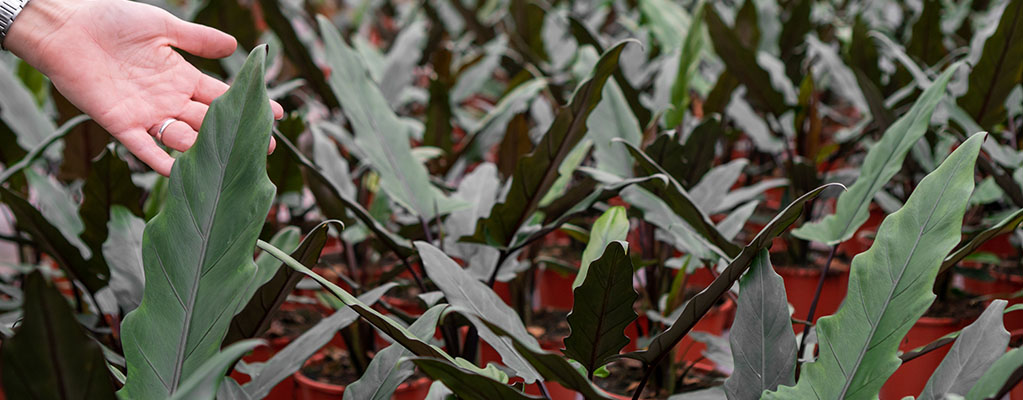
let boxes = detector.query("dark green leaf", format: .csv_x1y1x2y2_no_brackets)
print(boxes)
0,271,116,399
791,63,960,244
724,250,796,400
623,183,838,365
941,209,1023,273
957,0,1023,130
79,148,144,261
907,0,947,66
767,133,984,399
118,47,276,398
564,241,638,376
704,6,788,115
463,41,633,248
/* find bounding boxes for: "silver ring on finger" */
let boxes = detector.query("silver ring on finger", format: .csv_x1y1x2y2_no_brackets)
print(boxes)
156,118,179,142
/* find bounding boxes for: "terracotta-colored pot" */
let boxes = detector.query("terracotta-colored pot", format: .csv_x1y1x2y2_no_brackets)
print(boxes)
776,261,850,330
675,298,736,366
536,267,576,311
879,317,967,399
294,354,431,400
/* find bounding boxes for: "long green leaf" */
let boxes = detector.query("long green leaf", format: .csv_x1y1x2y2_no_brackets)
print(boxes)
118,47,276,398
664,1,705,128
941,209,1023,273
791,62,960,244
619,139,741,258
463,41,632,248
0,271,116,399
411,358,541,400
920,300,1010,400
344,305,446,400
724,249,796,400
624,183,839,365
239,282,396,399
416,241,542,382
957,0,1023,130
766,133,985,400
906,0,946,66
317,15,457,219
564,241,638,376
257,240,453,362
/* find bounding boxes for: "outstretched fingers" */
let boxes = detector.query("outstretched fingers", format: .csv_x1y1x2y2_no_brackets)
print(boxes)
167,16,237,59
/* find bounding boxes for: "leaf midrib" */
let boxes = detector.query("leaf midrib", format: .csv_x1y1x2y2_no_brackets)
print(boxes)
973,1,1021,126
836,149,967,398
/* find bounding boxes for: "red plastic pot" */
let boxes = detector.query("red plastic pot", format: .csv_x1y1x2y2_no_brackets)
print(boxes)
675,299,735,366
536,267,576,311
294,354,431,400
776,262,849,330
879,317,967,399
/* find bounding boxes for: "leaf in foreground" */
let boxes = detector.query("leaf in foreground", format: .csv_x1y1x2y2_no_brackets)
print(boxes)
725,249,796,400
767,133,984,400
411,358,541,400
919,300,1010,400
119,47,276,399
564,241,637,377
0,271,116,399
791,62,960,244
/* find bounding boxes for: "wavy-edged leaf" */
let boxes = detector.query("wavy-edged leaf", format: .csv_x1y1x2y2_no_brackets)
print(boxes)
664,1,705,128
919,300,1010,400
564,241,638,377
166,340,262,400
623,183,839,365
416,241,541,382
79,148,144,259
103,206,145,312
224,223,324,346
272,130,414,258
411,358,541,400
118,47,276,399
766,133,985,400
703,6,788,116
619,139,741,258
957,0,1023,130
0,271,116,399
463,41,632,248
482,320,616,399
239,282,396,399
941,209,1023,273
574,207,629,289
344,304,446,400
0,186,107,293
317,15,458,219
791,62,960,245
964,347,1023,400
724,249,796,400
567,17,651,127
256,240,453,361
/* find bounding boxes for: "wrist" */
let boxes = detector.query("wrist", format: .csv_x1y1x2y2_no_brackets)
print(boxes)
5,0,77,66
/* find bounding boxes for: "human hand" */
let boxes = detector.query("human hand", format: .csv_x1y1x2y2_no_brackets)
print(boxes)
6,0,284,176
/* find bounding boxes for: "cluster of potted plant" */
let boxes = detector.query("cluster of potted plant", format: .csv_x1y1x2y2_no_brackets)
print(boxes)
0,0,1021,399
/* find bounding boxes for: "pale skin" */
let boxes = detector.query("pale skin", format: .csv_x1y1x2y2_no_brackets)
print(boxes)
5,0,284,176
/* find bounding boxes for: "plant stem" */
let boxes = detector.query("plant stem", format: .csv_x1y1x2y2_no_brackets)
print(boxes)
795,244,838,378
